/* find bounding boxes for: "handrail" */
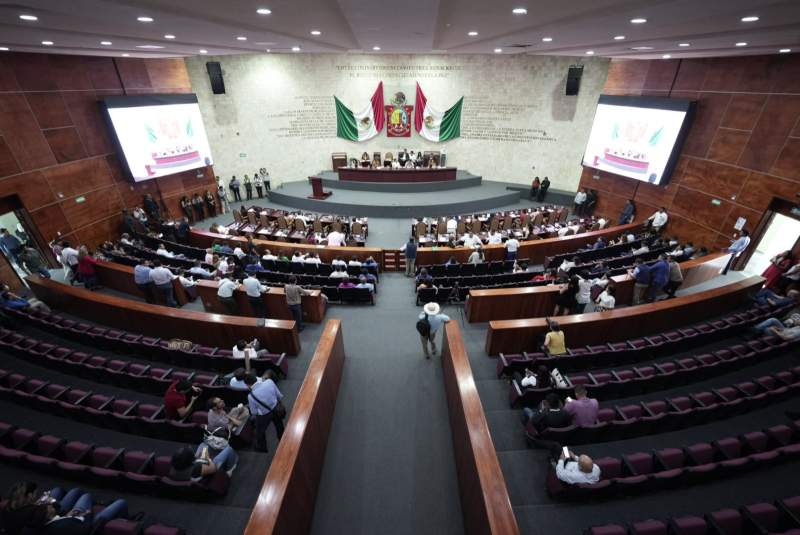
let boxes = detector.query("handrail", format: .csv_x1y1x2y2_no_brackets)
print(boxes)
244,320,346,535
441,322,520,535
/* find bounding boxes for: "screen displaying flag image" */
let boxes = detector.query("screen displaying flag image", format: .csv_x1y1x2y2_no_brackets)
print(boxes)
103,94,214,182
582,95,695,186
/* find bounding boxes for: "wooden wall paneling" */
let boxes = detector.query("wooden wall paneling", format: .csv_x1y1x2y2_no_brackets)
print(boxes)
680,159,749,200
61,90,116,157
44,128,89,163
672,59,708,92
8,53,57,92
706,128,751,165
42,157,114,199
30,204,72,243
771,55,800,93
604,59,649,94
115,58,153,90
634,180,678,209
719,94,767,131
770,138,800,181
0,93,57,170
25,92,73,129
0,56,21,92
143,58,192,90
671,186,733,231
59,184,123,230
681,92,732,158
0,171,55,211
736,172,800,213
663,215,721,249
720,205,764,237
76,214,124,249
734,56,782,93
83,57,123,91
738,95,800,172
0,137,20,177
643,60,680,91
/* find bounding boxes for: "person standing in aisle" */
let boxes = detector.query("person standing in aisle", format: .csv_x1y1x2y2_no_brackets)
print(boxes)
180,195,193,222
285,276,312,332
722,230,751,275
204,189,217,217
260,168,271,192
217,179,229,214
253,172,264,199
229,176,242,202
243,175,253,201
417,302,450,359
192,193,205,221
401,237,418,277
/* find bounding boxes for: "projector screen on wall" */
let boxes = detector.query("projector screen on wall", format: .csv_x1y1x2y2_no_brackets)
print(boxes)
102,94,213,182
581,95,696,186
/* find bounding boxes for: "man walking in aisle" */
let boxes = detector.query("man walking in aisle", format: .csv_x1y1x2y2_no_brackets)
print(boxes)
722,230,751,275
417,302,450,359
401,237,418,277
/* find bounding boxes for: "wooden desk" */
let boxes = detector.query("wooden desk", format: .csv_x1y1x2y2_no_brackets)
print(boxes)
244,320,345,535
26,276,301,355
194,279,326,323
465,252,731,322
485,275,764,355
189,230,385,270
441,322,520,535
338,167,457,182
94,260,191,306
415,222,643,266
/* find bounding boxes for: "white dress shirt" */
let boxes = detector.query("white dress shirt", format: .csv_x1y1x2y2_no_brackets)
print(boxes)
488,233,503,244
650,211,668,229
327,231,346,247
556,459,601,485
149,266,175,285
446,219,457,233
243,277,265,297
262,254,278,261
462,234,481,249
505,238,520,252
217,279,238,298
233,247,246,259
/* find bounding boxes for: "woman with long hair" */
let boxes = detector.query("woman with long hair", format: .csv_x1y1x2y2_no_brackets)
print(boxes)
763,251,793,289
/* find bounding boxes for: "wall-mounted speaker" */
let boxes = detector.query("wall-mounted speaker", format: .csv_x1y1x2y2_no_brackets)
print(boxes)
565,65,584,96
206,61,225,95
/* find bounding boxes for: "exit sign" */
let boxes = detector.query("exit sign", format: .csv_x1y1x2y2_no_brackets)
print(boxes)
75,196,86,204
711,199,721,206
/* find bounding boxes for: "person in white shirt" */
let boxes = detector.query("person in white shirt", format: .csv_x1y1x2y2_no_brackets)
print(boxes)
626,233,636,243
156,244,175,258
60,242,80,284
348,257,362,267
595,286,616,311
331,257,347,267
722,230,751,275
467,247,484,265
487,231,502,245
149,260,177,307
262,250,278,261
204,249,214,264
555,449,601,485
242,273,267,316
233,246,246,259
648,208,669,233
446,218,458,234
327,230,346,247
232,339,267,360
573,188,588,215
559,256,578,275
291,252,305,263
505,237,520,260
330,267,348,278
631,243,650,256
217,257,229,275
596,217,607,229
217,275,240,315
229,368,261,390
391,159,400,169
462,232,481,249
120,234,133,246
356,275,374,294
188,261,214,279
178,275,196,288
304,253,321,265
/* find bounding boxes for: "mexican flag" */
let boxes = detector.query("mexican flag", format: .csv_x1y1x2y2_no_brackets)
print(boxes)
335,82,385,142
414,82,463,142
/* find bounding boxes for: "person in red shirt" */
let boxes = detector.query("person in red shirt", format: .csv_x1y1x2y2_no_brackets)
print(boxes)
76,246,100,290
164,379,202,420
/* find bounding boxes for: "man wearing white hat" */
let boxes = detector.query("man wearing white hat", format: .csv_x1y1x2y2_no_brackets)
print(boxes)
417,302,451,359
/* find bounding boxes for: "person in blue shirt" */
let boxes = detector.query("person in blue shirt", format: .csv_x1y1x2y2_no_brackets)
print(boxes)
218,242,234,255
418,301,451,359
133,260,155,303
0,228,22,265
628,257,651,305
722,230,751,275
245,372,285,453
648,254,670,302
401,238,417,277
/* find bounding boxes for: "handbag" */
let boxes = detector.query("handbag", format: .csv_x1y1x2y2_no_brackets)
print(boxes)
249,389,287,420
203,425,230,451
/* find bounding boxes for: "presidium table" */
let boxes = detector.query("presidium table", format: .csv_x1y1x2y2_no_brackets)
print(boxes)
337,167,457,182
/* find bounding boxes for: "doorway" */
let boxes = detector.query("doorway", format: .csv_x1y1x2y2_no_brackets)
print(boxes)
744,213,800,276
0,209,52,283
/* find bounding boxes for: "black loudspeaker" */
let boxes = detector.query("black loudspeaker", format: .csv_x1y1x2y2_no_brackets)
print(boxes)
206,62,225,94
566,65,584,96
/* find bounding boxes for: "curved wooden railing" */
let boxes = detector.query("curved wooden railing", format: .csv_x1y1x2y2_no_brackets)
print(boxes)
485,275,764,354
465,252,730,322
441,322,520,535
244,320,346,535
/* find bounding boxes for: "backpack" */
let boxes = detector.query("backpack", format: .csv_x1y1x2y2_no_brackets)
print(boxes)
416,313,431,336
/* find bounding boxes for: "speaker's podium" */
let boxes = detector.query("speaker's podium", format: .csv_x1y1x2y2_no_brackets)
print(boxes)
308,176,332,200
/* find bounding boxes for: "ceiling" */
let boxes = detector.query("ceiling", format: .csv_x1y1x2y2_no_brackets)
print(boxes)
0,0,798,59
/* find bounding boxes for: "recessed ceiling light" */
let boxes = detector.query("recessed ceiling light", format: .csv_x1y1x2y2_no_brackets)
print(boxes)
0,47,9,51
779,48,791,53
512,8,527,15
679,43,690,47
19,14,38,21
164,34,176,39
236,36,247,41
736,42,748,47
494,47,503,53
741,16,759,22
631,46,653,50
257,8,272,15
468,31,479,36
614,35,626,40
662,54,671,59
122,53,129,57
310,30,321,36
292,46,301,52
41,41,53,46
586,50,595,55
137,16,153,22
630,18,647,24
136,45,164,49
199,49,208,54
372,46,380,51
266,49,271,52
542,37,553,42
100,41,112,46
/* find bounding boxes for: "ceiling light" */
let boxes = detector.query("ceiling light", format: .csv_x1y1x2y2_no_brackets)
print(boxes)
779,48,791,53
266,49,271,52
631,46,653,50
136,45,164,49
100,41,112,46
741,16,759,22
310,30,321,35
199,49,208,54
122,53,129,57
164,34,176,39
512,8,527,15
736,42,748,47
494,48,503,53
292,46,301,52
372,46,380,51
630,18,647,24
41,41,53,46
0,47,9,51
586,50,595,55
137,16,153,22
662,54,671,59
679,43,690,47
236,36,247,41
19,14,38,21
468,31,479,36
614,35,626,40
257,8,272,15
542,37,553,42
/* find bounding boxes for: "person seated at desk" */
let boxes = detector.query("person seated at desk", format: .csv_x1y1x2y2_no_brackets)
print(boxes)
398,148,410,166
487,230,503,245
330,267,349,279
338,277,356,289
291,251,305,263
591,237,607,250
523,392,572,431
391,158,401,169
218,242,234,255
348,256,362,267
371,156,381,168
360,152,370,167
262,249,278,261
631,241,651,256
416,268,433,285
245,256,265,273
531,269,556,283
543,319,567,355
513,365,552,390
557,223,580,237
403,159,415,169
326,229,347,247
364,256,378,269
462,232,481,249
445,255,458,266
356,275,375,293
188,261,214,279
468,247,484,265
427,157,438,169
415,151,424,167
156,243,175,258
360,268,377,285
331,256,347,268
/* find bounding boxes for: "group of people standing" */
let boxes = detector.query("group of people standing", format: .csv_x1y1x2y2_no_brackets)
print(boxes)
180,191,219,224
227,169,271,203
572,187,598,216
529,176,551,202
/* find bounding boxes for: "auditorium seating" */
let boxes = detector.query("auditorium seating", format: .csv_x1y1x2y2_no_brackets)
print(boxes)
0,420,231,499
542,232,653,269
548,421,800,499
525,365,800,445
584,494,800,535
227,206,368,245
